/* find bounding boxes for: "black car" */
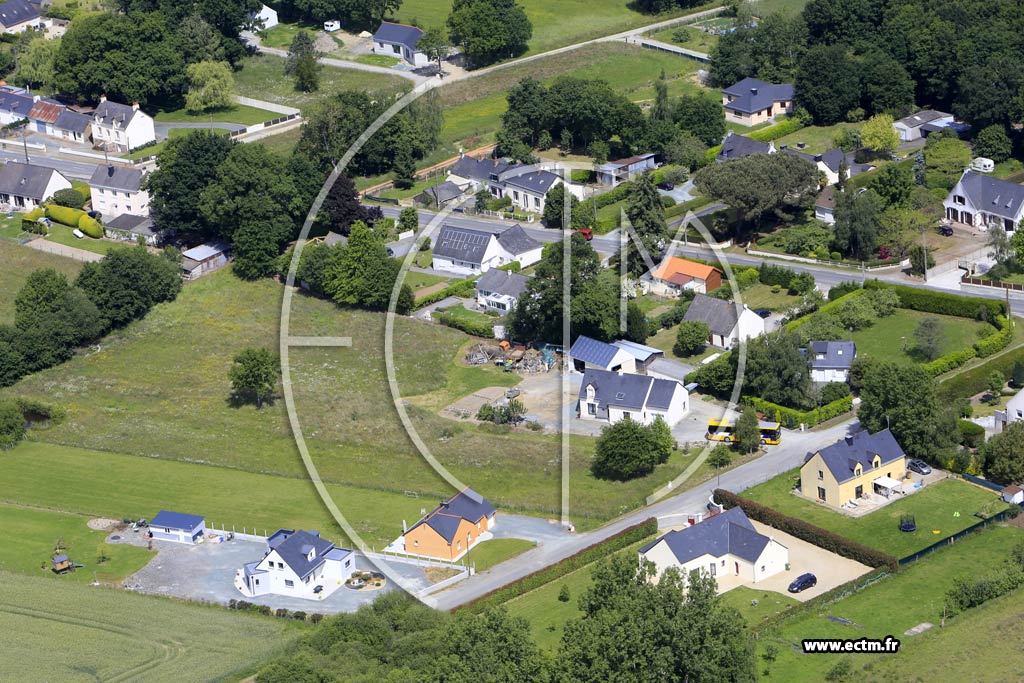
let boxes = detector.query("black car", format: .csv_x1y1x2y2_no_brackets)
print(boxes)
940,225,954,236
788,573,817,593
753,308,772,319
908,459,932,475
657,182,675,191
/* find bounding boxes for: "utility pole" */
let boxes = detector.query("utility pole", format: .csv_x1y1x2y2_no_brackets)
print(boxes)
921,225,928,282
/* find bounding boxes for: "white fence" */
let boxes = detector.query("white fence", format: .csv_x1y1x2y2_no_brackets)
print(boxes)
204,522,269,542
234,95,300,116
417,568,471,596
746,247,909,271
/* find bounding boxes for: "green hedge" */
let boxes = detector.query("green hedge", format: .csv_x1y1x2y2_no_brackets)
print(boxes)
959,419,985,448
435,309,494,338
665,194,716,219
745,395,853,429
714,489,899,571
78,214,103,238
455,517,658,614
938,346,1024,402
974,316,1013,358
412,277,478,310
45,203,86,228
595,181,633,210
749,117,806,142
924,347,977,377
863,280,1005,320
785,288,869,333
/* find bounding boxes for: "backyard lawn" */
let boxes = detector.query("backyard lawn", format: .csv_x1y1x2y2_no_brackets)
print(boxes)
648,323,723,363
758,525,1024,683
257,20,323,49
850,309,995,365
647,24,720,52
0,241,84,324
256,126,303,157
435,302,496,328
743,471,1006,557
153,103,278,126
775,122,862,155
0,570,304,683
717,585,799,627
0,504,152,583
739,283,801,311
464,538,536,572
44,224,123,255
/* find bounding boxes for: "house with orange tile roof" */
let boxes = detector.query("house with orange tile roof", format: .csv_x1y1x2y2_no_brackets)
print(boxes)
401,488,496,561
643,256,722,297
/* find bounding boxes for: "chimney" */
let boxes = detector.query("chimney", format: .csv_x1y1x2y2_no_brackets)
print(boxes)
100,94,107,103
402,519,407,533
845,435,854,446
750,87,758,96
132,102,139,111
814,154,823,163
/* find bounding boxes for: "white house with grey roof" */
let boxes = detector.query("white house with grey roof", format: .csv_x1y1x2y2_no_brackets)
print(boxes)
721,78,793,126
568,335,636,374
238,529,354,600
89,164,149,218
782,147,873,187
893,110,954,142
372,21,429,67
944,170,1024,233
640,507,788,586
0,161,71,211
803,340,856,383
91,96,156,151
447,155,515,192
474,268,530,312
416,180,464,208
104,214,165,245
577,367,689,426
682,293,765,349
431,224,542,276
0,84,34,125
496,169,562,213
0,0,42,33
716,131,775,163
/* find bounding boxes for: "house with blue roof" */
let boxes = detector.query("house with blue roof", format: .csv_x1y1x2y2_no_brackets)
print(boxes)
640,507,788,585
577,367,689,427
402,488,497,561
802,340,856,383
238,529,354,600
800,429,908,509
372,21,429,67
568,335,636,374
721,77,793,126
150,510,206,544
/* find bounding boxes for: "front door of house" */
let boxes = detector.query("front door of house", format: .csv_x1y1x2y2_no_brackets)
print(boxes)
817,487,826,501
855,485,863,498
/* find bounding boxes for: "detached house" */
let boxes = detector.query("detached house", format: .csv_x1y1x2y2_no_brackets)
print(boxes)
474,268,530,312
150,510,206,544
497,169,562,213
91,96,156,151
943,170,1024,233
893,110,954,142
803,340,856,383
597,153,656,186
402,488,497,562
682,293,765,349
800,429,907,509
0,0,41,33
644,256,722,296
640,507,789,585
447,155,514,192
716,131,774,162
372,21,429,67
995,389,1024,433
0,161,72,211
104,214,165,246
431,224,542,276
782,147,872,187
239,529,354,600
815,187,836,225
577,367,689,427
721,77,793,126
89,164,149,218
0,84,34,125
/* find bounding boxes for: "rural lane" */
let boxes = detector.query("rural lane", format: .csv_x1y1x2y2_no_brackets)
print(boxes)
429,418,858,610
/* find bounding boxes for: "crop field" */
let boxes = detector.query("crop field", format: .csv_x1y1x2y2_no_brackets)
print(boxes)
0,241,84,324
758,525,1024,682
743,473,1006,558
0,570,304,683
0,503,151,584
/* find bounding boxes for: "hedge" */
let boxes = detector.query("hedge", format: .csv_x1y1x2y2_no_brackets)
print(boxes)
714,489,899,571
938,346,1024,402
750,568,893,635
973,315,1013,358
78,214,103,238
958,419,985,448
412,277,478,310
665,194,716,219
745,395,854,429
594,181,633,210
863,280,1005,320
455,517,658,614
435,309,494,338
785,288,869,333
748,117,806,142
924,347,977,377
45,203,86,228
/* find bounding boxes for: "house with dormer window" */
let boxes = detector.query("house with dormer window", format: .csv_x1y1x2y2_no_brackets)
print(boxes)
238,529,354,600
401,488,497,561
800,429,907,509
943,170,1024,233
91,96,156,152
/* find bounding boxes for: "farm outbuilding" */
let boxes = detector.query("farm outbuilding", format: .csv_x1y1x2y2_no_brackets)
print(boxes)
150,510,206,544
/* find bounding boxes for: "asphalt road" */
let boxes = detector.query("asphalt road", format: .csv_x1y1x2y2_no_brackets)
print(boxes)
430,417,859,610
0,149,98,180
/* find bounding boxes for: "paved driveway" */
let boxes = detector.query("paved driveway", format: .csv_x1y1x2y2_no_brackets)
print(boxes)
492,514,573,543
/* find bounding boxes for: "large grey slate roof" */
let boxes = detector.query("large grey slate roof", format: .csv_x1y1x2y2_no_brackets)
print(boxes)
0,89,34,118
0,161,63,200
272,530,335,580
417,180,463,205
806,340,856,370
54,109,91,134
722,77,793,114
475,268,530,299
495,224,540,256
682,293,739,336
809,428,906,484
956,171,1024,221
612,339,664,364
433,224,492,264
640,507,771,564
716,132,771,161
105,213,156,236
502,170,560,194
89,164,143,192
408,488,496,543
449,155,512,183
373,21,424,51
150,510,204,531
578,367,682,411
0,0,39,28
569,335,622,368
94,99,143,128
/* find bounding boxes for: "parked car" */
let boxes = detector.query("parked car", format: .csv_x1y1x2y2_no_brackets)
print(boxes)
940,225,954,236
72,228,85,239
576,228,593,241
908,459,932,475
657,181,675,191
788,573,817,593
753,308,772,319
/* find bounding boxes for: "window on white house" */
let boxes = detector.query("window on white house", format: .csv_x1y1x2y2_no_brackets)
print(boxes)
285,579,294,587
818,470,824,480
587,403,596,415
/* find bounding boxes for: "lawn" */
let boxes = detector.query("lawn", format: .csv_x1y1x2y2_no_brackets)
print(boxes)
0,212,28,240
258,20,324,49
717,585,799,627
0,240,84,324
647,24,720,53
775,122,862,155
464,538,536,571
648,323,723,363
751,0,811,16
758,525,1024,682
743,471,1006,558
0,570,304,683
233,53,409,112
0,503,152,584
44,224,123,255
435,302,497,327
851,309,995,366
356,53,400,67
256,126,303,156
404,270,450,291
153,103,278,126
739,283,801,311
394,0,721,56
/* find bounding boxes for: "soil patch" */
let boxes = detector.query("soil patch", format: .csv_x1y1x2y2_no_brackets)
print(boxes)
87,518,123,532
425,566,462,584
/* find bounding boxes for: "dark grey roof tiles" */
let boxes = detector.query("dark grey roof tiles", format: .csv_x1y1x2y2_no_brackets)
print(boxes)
815,428,906,484
433,225,492,264
682,293,739,336
0,161,63,200
716,133,771,161
640,507,771,564
956,171,1024,221
476,268,530,299
89,164,143,192
495,224,540,256
722,77,793,114
373,21,424,51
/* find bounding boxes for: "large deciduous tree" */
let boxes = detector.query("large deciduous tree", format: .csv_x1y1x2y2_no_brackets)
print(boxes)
980,420,1024,485
146,130,235,238
742,332,811,410
185,60,235,112
694,153,818,225
228,347,280,409
794,43,860,125
447,0,532,67
75,248,181,329
674,93,726,147
832,188,884,260
860,113,899,155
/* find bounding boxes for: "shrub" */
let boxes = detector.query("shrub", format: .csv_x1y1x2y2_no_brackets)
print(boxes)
744,395,853,429
665,194,715,219
714,489,899,570
749,117,806,142
22,218,47,235
973,316,1012,358
863,280,1005,320
291,611,307,621
44,203,86,228
309,613,324,624
938,347,1024,403
594,181,633,209
787,272,815,295
51,188,86,208
945,566,1024,616
819,382,851,403
435,308,494,338
958,420,985,449
275,608,289,618
78,214,103,238
0,400,26,450
924,347,977,377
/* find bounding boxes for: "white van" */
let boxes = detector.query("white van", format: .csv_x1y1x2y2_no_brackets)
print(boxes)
72,228,85,239
323,20,340,32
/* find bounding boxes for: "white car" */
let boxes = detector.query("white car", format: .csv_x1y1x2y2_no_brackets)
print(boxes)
72,228,85,239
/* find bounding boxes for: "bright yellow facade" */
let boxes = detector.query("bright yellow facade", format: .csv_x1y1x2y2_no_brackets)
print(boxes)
800,451,907,508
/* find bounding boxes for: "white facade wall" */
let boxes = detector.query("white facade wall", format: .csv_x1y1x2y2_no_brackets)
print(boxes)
0,171,72,211
641,539,788,584
811,368,849,383
251,549,353,599
373,40,429,67
93,109,156,150
151,521,205,544
91,186,150,218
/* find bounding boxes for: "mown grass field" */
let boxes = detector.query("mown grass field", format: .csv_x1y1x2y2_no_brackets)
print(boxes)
0,503,151,584
394,0,720,55
744,472,1006,557
153,103,278,126
0,570,305,683
851,309,995,366
234,53,409,111
738,283,801,311
0,241,84,324
43,224,123,255
758,525,1024,682
464,538,536,571
2,270,707,538
775,122,862,155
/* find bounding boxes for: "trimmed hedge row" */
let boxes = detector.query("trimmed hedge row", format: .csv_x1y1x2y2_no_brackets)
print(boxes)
863,280,1005,320
455,517,658,615
45,203,86,227
435,309,494,338
595,181,634,210
412,277,478,310
974,315,1013,358
924,347,977,377
713,489,899,571
745,395,854,429
937,345,1024,402
78,214,103,238
665,194,716,219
